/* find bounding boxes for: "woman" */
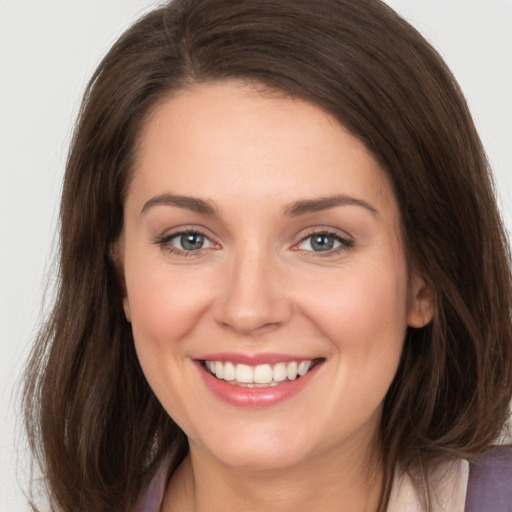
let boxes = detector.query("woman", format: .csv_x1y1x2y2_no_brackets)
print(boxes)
23,0,512,511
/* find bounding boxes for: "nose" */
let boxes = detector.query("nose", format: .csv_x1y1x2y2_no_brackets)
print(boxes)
213,249,293,336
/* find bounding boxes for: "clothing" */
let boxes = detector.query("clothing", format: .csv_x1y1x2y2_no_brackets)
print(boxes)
388,459,468,511
136,467,167,512
136,446,512,512
465,445,512,512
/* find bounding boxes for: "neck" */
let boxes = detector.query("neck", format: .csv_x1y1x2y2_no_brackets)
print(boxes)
163,440,383,512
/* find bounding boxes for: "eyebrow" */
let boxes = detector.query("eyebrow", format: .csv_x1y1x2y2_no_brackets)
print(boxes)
141,194,219,216
282,195,379,217
140,193,378,218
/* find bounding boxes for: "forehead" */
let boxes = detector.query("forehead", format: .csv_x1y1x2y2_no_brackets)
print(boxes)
129,81,395,214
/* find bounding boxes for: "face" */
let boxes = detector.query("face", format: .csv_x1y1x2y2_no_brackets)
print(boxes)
120,82,432,471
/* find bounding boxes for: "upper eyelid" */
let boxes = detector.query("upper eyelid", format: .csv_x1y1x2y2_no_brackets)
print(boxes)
154,226,216,243
301,231,349,241
168,231,212,243
296,232,353,248
294,226,354,242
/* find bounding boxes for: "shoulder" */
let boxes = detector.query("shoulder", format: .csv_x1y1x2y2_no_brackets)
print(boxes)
465,445,512,512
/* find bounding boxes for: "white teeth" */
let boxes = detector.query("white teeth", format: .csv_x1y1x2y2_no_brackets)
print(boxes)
254,364,273,384
214,361,224,379
223,361,236,381
272,362,287,382
287,361,298,380
205,359,316,386
298,360,312,376
235,364,253,383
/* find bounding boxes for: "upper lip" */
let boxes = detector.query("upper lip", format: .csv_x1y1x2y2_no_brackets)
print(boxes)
194,352,322,365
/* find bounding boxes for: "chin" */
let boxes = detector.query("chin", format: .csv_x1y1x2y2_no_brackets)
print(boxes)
195,428,312,471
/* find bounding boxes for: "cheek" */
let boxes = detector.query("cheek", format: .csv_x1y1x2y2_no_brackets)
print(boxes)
123,259,215,430
299,261,408,427
299,261,409,350
124,255,215,348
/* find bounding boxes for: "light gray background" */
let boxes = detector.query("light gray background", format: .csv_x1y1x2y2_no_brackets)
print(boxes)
1,1,511,510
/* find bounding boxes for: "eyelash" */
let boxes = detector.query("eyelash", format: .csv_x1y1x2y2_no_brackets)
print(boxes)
153,228,214,257
296,230,354,256
153,228,354,257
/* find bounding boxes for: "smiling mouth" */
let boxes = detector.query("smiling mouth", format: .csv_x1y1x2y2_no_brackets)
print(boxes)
201,359,324,387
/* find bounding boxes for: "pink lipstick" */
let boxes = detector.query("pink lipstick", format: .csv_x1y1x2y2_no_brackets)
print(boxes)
194,354,324,408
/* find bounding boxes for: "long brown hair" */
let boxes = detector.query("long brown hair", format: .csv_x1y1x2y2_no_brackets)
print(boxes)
23,0,512,510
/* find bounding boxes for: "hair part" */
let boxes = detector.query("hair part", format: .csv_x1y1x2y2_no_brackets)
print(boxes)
23,1,512,510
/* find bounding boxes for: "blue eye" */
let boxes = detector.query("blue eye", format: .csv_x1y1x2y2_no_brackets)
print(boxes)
299,232,351,252
157,230,213,254
174,232,208,251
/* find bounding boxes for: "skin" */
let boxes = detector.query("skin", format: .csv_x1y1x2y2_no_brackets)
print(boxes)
119,81,434,511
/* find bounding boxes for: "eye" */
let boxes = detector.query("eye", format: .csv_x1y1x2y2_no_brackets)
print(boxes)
298,232,352,253
172,232,211,251
155,230,214,255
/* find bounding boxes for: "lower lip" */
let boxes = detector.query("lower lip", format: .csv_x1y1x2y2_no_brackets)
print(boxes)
196,362,322,408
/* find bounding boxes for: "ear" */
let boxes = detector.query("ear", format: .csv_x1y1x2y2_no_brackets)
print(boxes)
123,296,132,323
110,236,132,323
407,272,435,328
